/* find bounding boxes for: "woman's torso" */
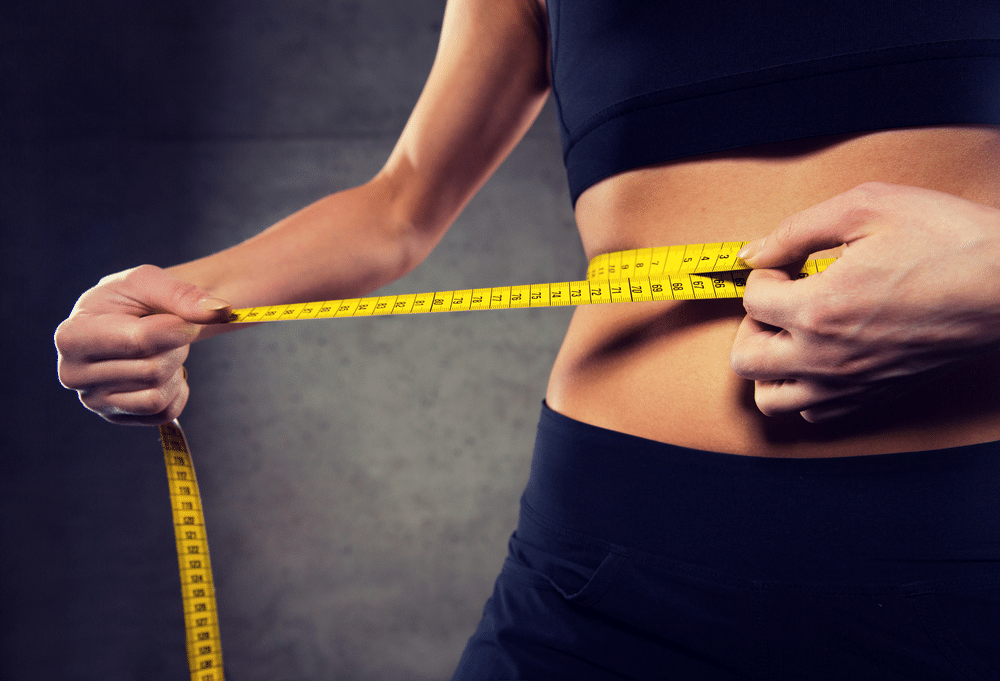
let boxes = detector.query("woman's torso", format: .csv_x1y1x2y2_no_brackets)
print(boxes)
545,126,1000,457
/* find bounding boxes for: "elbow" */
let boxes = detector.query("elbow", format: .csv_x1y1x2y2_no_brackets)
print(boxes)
364,166,460,281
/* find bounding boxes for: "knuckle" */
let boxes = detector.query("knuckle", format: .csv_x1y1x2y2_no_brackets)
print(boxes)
53,317,85,358
794,294,840,334
842,182,889,221
53,319,71,353
795,302,826,336
98,265,140,288
729,321,753,375
740,271,770,317
796,299,859,353
78,390,108,414
728,350,743,374
773,214,800,249
131,388,175,417
118,264,206,312
729,347,765,380
163,386,190,422
138,349,182,383
116,263,162,288
852,180,894,199
741,290,763,319
120,323,151,359
57,360,85,390
126,320,179,359
133,357,176,388
171,282,204,308
161,274,208,313
149,351,188,385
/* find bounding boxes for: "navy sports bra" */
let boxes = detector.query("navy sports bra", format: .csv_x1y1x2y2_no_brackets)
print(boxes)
546,0,1000,204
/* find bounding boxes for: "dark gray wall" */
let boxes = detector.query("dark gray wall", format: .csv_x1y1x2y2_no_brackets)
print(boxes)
2,2,581,679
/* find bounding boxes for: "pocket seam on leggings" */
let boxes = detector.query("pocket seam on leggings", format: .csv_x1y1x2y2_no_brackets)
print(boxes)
498,556,553,590
499,550,625,608
568,552,625,607
910,591,1000,681
521,500,753,590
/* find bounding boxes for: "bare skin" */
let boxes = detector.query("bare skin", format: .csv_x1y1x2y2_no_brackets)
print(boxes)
56,0,1000,457
550,127,1000,456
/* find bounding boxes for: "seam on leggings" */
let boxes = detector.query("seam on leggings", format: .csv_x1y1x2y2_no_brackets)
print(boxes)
753,585,768,681
903,576,1000,595
910,593,998,681
520,500,754,590
520,501,1000,596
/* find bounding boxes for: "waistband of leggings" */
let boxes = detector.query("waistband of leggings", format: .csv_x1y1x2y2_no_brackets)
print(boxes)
521,402,1000,584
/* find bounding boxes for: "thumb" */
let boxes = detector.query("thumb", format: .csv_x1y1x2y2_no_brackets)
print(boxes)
738,185,878,268
100,264,233,325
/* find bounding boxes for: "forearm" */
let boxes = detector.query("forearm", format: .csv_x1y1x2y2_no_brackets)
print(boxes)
166,174,433,334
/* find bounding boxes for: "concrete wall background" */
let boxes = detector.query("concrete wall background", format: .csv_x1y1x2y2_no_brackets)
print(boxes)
2,2,581,679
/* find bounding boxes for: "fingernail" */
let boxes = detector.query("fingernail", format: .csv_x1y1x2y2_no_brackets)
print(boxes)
737,238,764,265
199,297,230,312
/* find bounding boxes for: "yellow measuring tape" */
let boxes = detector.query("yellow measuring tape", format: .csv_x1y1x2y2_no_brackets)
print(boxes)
226,242,834,323
160,422,225,681
157,241,834,679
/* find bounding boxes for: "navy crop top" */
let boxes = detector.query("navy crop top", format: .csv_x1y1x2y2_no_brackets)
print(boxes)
546,0,1000,204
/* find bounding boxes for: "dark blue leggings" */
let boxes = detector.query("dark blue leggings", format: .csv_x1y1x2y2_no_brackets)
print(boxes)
453,403,1000,680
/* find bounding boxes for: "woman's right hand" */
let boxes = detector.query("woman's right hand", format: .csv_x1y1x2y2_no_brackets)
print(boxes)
55,265,232,425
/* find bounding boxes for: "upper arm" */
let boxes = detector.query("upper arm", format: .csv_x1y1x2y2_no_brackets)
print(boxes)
375,0,551,251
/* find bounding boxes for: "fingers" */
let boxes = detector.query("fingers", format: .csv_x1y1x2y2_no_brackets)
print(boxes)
733,305,875,422
60,343,190,394
56,312,202,365
799,401,865,423
88,366,192,426
733,264,850,378
738,182,893,268
752,378,866,420
732,281,868,421
62,341,192,425
730,314,784,381
738,267,806,331
56,313,198,393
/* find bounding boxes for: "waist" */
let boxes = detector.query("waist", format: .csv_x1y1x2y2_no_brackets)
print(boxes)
546,126,1000,457
547,303,1000,456
524,402,1000,582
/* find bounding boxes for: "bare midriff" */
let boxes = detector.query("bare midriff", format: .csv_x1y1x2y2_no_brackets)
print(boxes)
545,126,1000,457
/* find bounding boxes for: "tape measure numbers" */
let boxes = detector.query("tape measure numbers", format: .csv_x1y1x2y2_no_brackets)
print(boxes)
156,241,835,677
160,422,225,681
226,242,835,323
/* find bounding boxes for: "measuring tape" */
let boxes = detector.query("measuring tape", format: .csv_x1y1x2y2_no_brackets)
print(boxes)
160,422,225,681
226,242,834,323
157,241,835,679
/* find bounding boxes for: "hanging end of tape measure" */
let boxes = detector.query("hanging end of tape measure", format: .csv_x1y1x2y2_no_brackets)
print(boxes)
160,420,190,455
159,418,226,681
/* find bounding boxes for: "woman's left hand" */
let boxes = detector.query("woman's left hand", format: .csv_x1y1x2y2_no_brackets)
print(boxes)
729,182,1000,422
